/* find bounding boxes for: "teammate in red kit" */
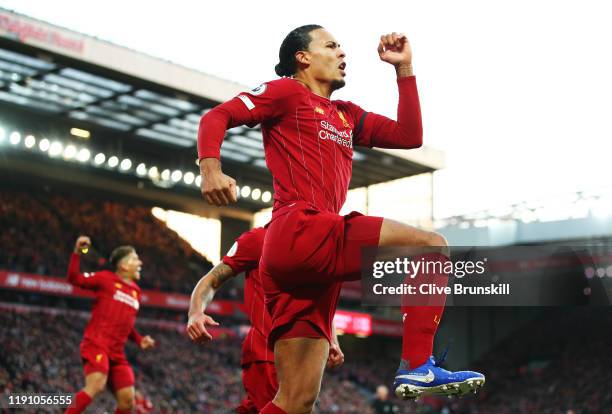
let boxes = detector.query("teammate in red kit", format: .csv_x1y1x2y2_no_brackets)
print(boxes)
186,227,344,413
197,26,483,413
65,236,155,414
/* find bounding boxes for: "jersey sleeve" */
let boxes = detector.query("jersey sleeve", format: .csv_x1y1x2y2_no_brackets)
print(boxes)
66,253,104,290
129,328,143,346
221,228,264,274
235,79,301,125
197,78,300,160
345,76,423,149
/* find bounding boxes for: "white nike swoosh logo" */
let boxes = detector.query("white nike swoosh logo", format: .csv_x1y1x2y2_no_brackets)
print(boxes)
396,369,435,383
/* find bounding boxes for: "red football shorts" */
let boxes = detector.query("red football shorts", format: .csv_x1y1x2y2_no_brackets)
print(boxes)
236,361,278,413
80,341,135,392
261,202,383,345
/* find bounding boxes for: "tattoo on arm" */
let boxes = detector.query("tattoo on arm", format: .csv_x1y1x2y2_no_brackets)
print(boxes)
395,63,414,78
191,263,236,314
209,263,235,290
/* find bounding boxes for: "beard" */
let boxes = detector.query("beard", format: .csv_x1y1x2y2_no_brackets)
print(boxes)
330,78,346,92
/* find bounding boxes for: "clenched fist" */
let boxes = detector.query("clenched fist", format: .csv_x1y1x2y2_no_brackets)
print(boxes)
199,158,237,206
377,32,412,70
74,235,91,254
327,341,345,369
140,335,155,350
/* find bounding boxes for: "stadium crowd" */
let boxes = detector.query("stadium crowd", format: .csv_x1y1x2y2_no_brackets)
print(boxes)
0,187,216,294
0,308,386,413
457,307,612,414
1,305,611,413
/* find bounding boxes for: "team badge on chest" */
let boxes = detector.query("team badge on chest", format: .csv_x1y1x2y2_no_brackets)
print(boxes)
337,110,350,128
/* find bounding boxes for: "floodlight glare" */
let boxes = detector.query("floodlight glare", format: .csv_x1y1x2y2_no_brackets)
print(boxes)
9,131,21,145
39,138,50,152
251,188,261,201
241,186,251,198
148,166,159,179
183,171,195,185
171,170,183,182
262,191,272,203
94,153,106,165
108,156,119,168
49,141,63,157
77,148,91,162
63,144,77,159
70,127,91,139
24,135,36,148
120,158,132,171
136,163,147,176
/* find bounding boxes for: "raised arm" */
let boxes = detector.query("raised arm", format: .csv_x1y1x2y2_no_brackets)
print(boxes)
186,263,237,342
352,33,423,150
67,235,101,289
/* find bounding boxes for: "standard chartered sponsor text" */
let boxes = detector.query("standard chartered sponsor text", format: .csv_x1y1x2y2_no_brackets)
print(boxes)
319,120,353,148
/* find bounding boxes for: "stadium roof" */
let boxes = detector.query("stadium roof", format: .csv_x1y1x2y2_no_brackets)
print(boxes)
0,8,444,210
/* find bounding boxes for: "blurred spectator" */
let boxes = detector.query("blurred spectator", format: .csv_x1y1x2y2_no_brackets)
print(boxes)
372,385,399,414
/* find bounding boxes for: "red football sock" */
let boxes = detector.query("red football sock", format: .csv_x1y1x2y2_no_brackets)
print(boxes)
401,253,449,368
260,402,288,414
64,390,93,414
401,304,446,367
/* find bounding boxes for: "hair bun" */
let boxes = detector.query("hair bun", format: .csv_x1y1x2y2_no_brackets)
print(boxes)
275,62,286,77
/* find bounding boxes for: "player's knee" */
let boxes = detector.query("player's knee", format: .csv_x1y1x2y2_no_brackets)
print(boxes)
85,379,106,396
300,393,318,412
426,232,450,256
426,231,447,247
291,384,319,412
117,395,134,410
285,393,317,414
276,381,319,413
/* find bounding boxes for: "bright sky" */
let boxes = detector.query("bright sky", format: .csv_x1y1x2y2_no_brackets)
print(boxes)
2,0,610,218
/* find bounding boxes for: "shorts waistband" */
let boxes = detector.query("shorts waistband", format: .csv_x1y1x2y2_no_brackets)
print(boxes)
271,200,315,220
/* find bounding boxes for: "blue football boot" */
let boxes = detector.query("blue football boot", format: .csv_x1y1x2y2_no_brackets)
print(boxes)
393,355,485,400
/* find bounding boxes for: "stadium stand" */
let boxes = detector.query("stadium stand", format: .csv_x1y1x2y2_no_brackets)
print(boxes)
2,304,611,413
0,185,217,295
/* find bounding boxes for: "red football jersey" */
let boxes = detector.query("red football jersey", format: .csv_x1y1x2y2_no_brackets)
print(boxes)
198,76,422,214
67,253,142,356
222,227,273,365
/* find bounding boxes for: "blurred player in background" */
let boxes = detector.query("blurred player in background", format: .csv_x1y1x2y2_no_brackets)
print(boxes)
65,236,155,414
186,227,344,413
198,25,483,413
